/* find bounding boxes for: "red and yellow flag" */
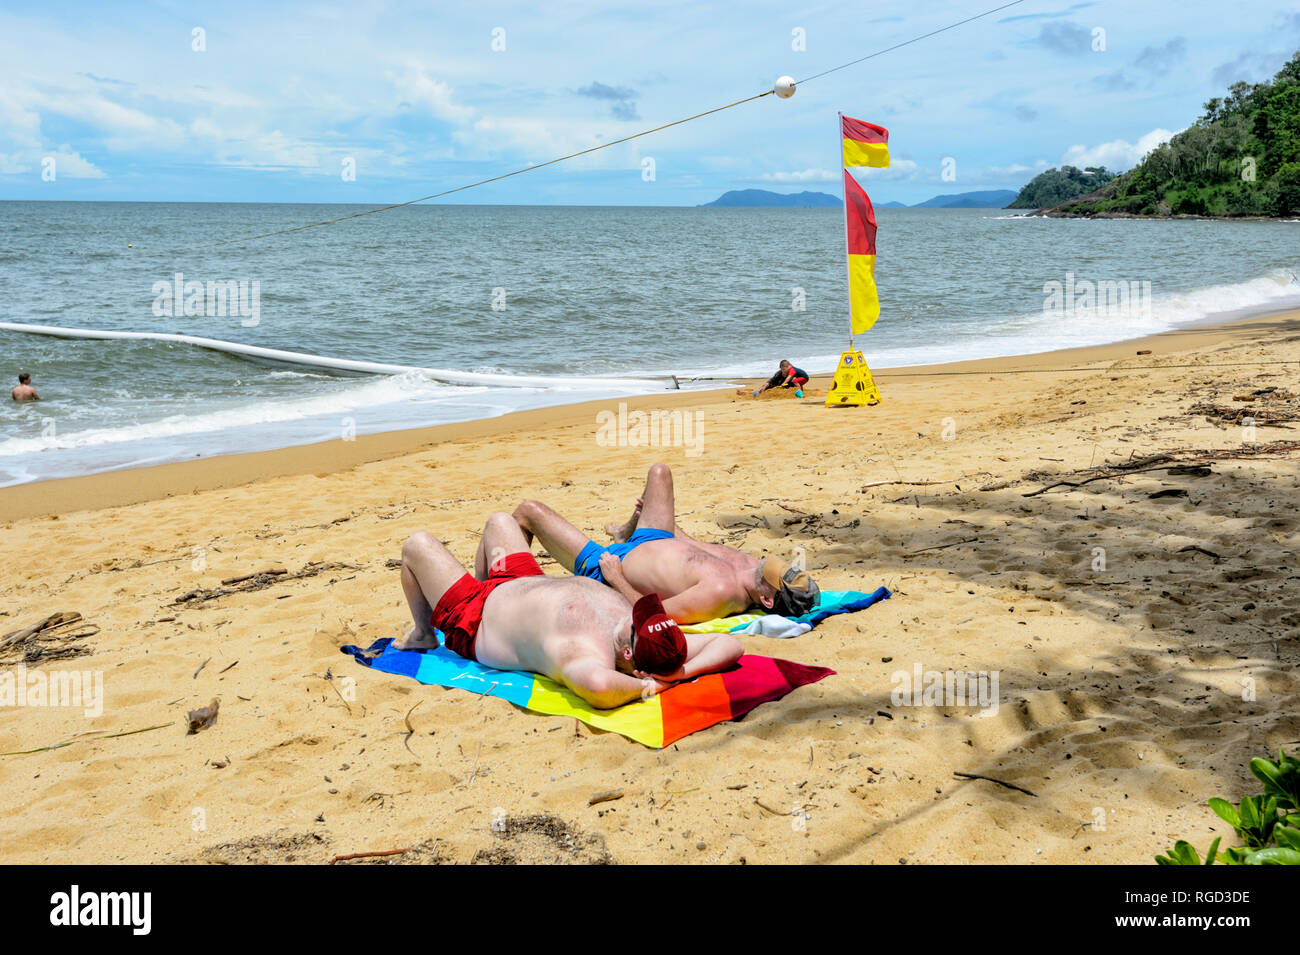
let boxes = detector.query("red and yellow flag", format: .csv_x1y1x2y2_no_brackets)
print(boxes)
841,115,890,168
844,170,879,334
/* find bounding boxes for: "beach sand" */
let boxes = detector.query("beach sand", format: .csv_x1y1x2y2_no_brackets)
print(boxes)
2,311,1298,864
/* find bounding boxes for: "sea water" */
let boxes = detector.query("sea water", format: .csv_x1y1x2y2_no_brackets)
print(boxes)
1,201,1297,485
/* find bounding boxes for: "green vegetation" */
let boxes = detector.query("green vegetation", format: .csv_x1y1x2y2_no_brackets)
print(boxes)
1006,165,1116,208
1156,749,1300,865
1052,50,1300,218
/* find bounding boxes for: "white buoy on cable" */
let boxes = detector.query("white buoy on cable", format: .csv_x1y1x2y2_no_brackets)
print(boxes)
773,76,796,98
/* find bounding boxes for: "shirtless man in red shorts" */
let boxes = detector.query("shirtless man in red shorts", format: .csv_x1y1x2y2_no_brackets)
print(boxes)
396,512,743,709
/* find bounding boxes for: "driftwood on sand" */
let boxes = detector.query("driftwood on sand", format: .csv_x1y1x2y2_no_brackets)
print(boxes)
0,612,99,666
172,561,361,606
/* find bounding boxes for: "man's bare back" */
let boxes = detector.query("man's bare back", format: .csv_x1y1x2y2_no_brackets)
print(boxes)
11,377,38,402
614,536,755,621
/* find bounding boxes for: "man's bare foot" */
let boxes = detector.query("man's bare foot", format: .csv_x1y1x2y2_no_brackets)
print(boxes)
606,518,636,543
606,498,645,542
395,625,440,651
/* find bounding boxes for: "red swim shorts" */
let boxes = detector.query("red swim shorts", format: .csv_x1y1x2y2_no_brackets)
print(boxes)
430,552,545,660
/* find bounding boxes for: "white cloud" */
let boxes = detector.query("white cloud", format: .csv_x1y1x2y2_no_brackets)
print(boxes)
0,93,42,151
747,168,837,183
390,67,476,124
45,147,106,179
985,160,1049,176
1060,127,1183,171
184,118,321,169
851,158,920,181
454,115,628,167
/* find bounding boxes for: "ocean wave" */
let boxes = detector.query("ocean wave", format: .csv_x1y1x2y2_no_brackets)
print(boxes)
666,265,1300,378
0,371,471,457
0,321,671,389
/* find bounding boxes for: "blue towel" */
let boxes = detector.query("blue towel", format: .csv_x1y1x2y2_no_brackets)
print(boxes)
788,587,891,627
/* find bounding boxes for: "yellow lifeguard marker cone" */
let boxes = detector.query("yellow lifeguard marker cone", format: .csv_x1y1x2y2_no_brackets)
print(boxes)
826,349,881,407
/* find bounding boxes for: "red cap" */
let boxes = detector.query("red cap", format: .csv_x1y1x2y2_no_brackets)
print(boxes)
631,593,687,675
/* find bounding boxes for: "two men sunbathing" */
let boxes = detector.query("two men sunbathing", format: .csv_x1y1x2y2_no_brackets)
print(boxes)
398,464,819,709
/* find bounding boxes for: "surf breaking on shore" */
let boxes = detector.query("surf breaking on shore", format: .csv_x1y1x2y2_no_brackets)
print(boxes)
3,263,1298,487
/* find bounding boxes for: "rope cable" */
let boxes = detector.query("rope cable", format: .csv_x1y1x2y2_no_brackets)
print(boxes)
145,91,771,254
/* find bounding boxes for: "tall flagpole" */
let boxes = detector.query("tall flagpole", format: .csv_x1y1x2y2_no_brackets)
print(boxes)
839,112,854,354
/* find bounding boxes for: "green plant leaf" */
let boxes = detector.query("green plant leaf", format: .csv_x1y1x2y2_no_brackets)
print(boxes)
1250,753,1300,809
1219,846,1253,865
1156,840,1203,865
1208,797,1240,828
1242,847,1300,865
1204,836,1221,865
1251,756,1282,789
1273,826,1300,851
1239,795,1260,830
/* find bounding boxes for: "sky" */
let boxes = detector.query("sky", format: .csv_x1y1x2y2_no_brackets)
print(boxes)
1,0,1298,206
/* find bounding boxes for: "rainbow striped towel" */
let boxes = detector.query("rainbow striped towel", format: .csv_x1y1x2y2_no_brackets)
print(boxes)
339,587,888,748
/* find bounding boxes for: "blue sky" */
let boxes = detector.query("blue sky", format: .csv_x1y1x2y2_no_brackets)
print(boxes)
2,0,1298,206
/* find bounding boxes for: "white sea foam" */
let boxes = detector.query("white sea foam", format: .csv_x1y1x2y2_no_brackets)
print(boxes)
0,372,466,457
0,369,664,486
672,266,1300,379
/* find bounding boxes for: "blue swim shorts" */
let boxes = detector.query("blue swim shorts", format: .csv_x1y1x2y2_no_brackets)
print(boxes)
574,527,674,583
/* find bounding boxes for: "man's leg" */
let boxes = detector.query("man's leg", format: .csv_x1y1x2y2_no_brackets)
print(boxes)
605,500,642,543
398,531,470,649
607,463,675,542
474,511,534,579
512,500,592,574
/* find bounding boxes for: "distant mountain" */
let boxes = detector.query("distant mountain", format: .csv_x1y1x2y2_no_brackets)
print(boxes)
699,189,840,207
699,188,1018,209
910,190,1019,208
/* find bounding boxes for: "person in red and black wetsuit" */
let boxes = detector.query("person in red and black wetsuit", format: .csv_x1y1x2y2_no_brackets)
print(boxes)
753,360,808,397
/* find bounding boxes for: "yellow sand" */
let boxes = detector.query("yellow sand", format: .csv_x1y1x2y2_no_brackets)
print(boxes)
1,313,1298,864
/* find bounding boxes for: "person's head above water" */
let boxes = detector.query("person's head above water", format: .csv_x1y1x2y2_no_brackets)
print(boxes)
18,373,30,385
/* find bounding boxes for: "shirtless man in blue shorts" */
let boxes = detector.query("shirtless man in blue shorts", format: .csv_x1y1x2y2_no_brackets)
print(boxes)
512,463,819,624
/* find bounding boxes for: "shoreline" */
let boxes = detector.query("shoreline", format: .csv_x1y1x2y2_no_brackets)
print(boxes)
4,305,1298,523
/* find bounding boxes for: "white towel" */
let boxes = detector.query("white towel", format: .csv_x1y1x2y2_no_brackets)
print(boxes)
735,615,813,638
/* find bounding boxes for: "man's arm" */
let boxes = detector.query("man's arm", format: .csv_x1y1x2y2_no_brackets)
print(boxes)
598,553,644,603
559,656,657,709
637,631,743,682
